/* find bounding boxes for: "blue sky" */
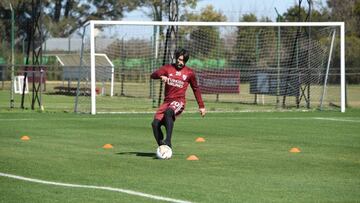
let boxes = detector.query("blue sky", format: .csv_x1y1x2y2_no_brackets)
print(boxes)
123,0,327,22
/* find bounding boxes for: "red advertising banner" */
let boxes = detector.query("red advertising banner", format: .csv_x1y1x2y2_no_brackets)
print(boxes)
196,69,240,94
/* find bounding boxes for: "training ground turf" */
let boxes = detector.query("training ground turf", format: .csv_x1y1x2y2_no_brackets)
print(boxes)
0,110,359,202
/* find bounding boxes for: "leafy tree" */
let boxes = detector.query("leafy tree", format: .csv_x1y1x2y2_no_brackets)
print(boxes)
344,36,360,84
326,0,360,83
282,5,329,22
182,5,226,58
232,14,276,72
232,14,257,69
326,0,359,36
355,1,360,35
44,0,141,37
138,0,197,21
241,13,257,22
0,0,141,40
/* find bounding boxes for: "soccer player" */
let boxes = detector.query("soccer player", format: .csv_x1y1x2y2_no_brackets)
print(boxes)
151,48,206,148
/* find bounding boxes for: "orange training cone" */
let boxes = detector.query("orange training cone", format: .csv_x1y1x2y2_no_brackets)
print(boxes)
21,136,30,141
103,144,113,149
195,137,205,142
186,155,199,161
289,147,301,153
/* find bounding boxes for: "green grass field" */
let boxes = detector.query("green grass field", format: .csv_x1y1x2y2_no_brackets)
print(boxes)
0,110,360,202
2,83,360,113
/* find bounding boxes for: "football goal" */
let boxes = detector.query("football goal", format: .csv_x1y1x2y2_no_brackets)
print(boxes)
76,21,345,114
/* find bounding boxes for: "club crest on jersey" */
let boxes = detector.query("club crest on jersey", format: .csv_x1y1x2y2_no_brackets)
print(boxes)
182,75,187,80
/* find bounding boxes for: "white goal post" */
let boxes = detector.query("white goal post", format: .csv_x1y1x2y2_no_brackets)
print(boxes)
81,20,345,114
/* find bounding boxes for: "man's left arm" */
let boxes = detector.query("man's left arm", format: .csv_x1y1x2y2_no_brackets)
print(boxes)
189,73,206,117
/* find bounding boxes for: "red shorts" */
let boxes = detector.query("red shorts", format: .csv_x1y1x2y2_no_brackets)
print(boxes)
154,100,185,121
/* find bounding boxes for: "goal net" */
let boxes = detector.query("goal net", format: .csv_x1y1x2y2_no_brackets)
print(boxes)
76,21,345,114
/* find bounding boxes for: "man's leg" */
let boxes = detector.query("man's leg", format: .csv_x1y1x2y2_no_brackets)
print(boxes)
152,100,184,148
151,119,165,146
163,108,175,148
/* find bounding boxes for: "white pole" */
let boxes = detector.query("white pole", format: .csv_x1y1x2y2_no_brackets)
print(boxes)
340,22,345,113
90,22,96,115
320,29,336,110
110,66,114,97
155,28,159,59
96,53,114,97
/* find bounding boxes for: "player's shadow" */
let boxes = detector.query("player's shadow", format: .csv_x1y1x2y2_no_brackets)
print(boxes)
116,152,157,159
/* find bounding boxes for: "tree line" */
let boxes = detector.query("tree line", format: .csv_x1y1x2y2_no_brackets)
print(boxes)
0,0,359,83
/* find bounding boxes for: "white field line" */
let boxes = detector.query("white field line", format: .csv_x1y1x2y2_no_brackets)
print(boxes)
0,172,192,203
313,117,360,122
198,117,360,123
0,117,359,123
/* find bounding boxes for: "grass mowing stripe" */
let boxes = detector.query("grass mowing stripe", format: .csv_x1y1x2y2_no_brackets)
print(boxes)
0,172,192,203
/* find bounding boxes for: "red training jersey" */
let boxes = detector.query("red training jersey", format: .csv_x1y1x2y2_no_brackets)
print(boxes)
151,64,205,108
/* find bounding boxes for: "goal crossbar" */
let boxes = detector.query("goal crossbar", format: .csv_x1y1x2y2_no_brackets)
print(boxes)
86,20,344,27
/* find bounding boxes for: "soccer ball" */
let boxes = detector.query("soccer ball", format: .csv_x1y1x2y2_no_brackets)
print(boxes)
156,145,173,159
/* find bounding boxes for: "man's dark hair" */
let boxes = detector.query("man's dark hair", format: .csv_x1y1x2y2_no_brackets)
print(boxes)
174,48,190,64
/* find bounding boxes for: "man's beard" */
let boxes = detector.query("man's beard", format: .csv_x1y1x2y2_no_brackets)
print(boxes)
176,63,184,69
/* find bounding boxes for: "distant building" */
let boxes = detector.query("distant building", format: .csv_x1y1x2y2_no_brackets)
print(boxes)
42,37,116,53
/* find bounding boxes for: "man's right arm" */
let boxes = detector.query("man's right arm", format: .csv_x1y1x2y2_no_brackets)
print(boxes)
151,66,167,79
